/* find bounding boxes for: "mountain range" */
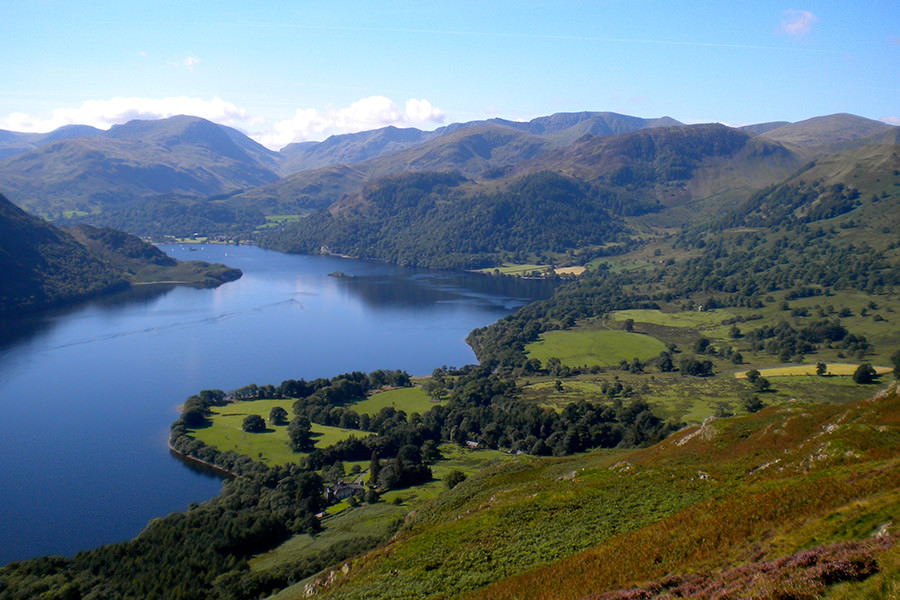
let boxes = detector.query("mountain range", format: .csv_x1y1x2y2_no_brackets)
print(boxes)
1,107,899,599
0,110,896,261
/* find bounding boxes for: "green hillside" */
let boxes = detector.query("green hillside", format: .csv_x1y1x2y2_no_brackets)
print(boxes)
261,170,629,269
0,193,241,314
258,123,811,266
0,116,281,221
272,382,900,600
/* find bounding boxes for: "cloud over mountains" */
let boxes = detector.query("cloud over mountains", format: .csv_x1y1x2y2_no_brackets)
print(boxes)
0,95,446,150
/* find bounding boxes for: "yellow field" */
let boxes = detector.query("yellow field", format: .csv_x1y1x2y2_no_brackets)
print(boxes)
734,363,892,379
554,266,586,276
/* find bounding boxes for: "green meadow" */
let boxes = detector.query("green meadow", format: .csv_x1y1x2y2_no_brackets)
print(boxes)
351,386,439,416
189,399,365,466
526,328,667,368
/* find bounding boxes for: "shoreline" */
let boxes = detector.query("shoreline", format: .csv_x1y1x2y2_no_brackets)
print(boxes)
167,437,238,479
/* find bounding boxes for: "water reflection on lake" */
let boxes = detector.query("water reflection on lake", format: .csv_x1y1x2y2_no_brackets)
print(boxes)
0,244,555,564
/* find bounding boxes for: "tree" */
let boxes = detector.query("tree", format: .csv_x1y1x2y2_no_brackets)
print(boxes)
693,338,711,354
657,351,675,372
745,369,761,384
421,439,442,463
288,416,313,451
753,376,771,393
891,350,900,380
269,406,288,426
623,318,634,332
680,357,714,377
322,461,345,484
368,450,381,487
241,414,266,433
742,395,764,413
853,363,876,384
444,469,467,490
816,362,827,376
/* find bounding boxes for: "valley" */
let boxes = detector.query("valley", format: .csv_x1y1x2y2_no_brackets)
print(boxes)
0,109,898,600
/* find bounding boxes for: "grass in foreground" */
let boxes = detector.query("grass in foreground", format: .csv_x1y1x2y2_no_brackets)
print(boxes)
288,384,900,600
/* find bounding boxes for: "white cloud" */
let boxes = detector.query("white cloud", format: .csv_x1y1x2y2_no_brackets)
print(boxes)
0,95,446,150
168,55,200,71
0,96,258,133
259,96,445,149
881,116,900,126
781,9,817,36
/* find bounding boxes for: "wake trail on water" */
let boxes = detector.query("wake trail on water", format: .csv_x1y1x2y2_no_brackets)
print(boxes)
44,298,306,352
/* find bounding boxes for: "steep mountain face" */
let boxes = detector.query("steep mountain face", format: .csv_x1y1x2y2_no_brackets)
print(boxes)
277,112,680,176
257,123,813,264
230,125,555,217
0,116,281,219
0,193,241,314
0,193,127,313
527,123,804,223
487,111,682,146
726,126,900,232
280,126,436,174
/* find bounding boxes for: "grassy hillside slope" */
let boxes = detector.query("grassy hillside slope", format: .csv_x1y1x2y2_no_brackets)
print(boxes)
285,382,900,600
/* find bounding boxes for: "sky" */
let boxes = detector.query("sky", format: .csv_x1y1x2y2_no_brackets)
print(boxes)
1,1,897,150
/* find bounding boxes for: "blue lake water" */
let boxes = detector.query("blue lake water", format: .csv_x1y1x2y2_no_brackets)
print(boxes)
0,244,554,565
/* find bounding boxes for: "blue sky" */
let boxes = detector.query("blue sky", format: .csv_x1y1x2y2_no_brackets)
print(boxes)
1,1,897,149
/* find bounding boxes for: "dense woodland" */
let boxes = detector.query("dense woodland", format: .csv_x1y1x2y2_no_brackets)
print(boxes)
261,171,631,268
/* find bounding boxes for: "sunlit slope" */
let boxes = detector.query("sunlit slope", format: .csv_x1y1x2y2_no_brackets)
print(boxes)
280,383,900,599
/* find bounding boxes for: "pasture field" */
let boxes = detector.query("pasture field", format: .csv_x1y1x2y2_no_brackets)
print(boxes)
471,263,586,277
256,214,304,230
472,263,552,277
525,328,667,368
733,363,893,378
188,399,365,466
609,290,900,365
519,371,880,424
351,386,439,416
611,308,741,331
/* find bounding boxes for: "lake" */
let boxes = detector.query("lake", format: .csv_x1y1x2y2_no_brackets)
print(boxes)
0,244,555,565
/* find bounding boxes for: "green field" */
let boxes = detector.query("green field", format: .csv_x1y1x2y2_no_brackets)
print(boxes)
472,263,553,277
519,369,880,424
734,363,893,378
351,386,440,416
256,214,304,230
611,308,740,331
526,328,668,368
189,399,366,465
